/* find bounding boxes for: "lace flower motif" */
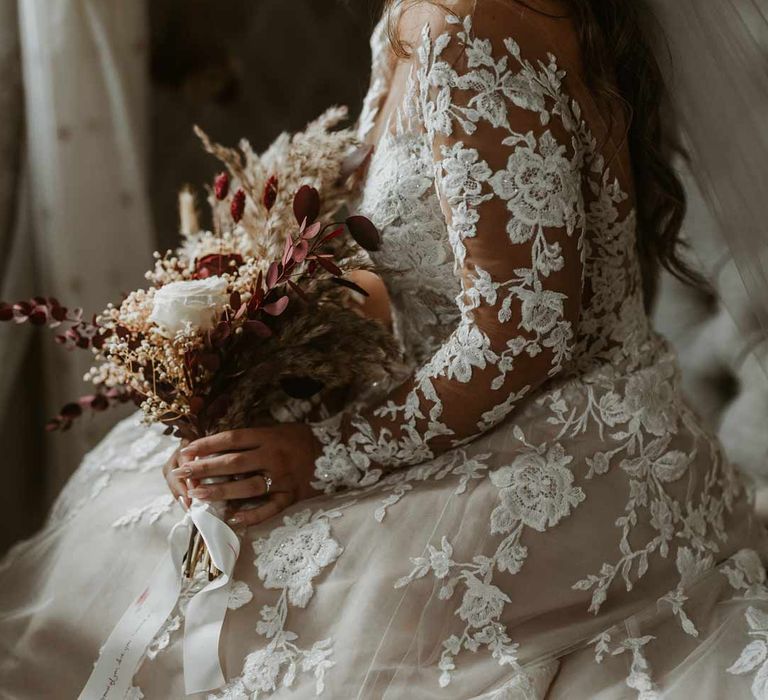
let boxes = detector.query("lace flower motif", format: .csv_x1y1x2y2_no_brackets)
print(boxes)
728,607,768,698
253,509,343,607
489,131,580,244
490,444,585,533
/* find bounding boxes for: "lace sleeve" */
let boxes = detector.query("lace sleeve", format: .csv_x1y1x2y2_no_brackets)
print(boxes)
311,4,587,492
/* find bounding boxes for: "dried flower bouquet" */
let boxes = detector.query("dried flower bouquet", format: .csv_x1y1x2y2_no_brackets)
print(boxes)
1,107,399,578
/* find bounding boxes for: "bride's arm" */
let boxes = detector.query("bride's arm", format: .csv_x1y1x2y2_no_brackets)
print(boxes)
178,3,588,526
310,3,587,492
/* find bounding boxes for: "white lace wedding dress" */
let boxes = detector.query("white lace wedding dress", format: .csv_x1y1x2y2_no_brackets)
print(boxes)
3,2,768,698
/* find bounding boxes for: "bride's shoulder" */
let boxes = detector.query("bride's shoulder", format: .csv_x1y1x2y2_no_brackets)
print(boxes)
395,0,574,59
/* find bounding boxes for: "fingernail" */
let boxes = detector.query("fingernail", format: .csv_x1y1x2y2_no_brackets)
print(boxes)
188,488,211,499
179,445,194,455
227,515,243,525
177,496,189,512
172,466,192,477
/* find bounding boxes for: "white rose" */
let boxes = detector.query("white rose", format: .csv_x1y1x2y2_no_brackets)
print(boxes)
150,276,230,337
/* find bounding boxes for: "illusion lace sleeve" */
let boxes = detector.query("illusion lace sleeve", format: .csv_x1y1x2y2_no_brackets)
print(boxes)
311,4,587,492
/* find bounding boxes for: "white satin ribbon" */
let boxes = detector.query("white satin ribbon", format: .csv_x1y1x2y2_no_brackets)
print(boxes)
78,500,240,699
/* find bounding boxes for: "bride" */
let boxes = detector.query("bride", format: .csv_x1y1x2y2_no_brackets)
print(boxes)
3,0,768,697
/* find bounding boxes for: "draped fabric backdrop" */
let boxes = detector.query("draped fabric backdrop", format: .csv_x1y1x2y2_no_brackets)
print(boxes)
0,0,154,552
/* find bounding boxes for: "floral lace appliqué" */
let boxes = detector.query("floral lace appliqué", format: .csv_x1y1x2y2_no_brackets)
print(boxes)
211,507,347,698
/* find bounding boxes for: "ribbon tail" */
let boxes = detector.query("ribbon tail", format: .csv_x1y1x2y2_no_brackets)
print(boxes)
78,517,191,700
182,502,241,694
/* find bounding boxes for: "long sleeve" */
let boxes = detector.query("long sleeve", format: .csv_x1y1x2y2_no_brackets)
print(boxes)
311,4,587,493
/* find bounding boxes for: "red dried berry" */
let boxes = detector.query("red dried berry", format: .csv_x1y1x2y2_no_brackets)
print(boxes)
28,308,48,326
262,175,279,211
214,172,230,201
231,189,246,223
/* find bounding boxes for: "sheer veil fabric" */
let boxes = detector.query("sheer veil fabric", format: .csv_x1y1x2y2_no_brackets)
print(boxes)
3,1,768,699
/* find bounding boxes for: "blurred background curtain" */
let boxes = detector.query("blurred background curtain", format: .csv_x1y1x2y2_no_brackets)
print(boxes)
0,0,154,552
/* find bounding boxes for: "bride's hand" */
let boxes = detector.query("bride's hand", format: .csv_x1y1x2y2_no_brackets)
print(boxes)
163,442,191,509
173,424,321,527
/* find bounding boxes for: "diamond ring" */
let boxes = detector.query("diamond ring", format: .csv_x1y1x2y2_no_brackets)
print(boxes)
262,474,273,494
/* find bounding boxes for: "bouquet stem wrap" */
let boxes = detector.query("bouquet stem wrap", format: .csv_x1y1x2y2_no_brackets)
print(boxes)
78,503,241,698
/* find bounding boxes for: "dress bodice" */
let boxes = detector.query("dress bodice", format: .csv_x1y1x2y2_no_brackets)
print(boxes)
309,0,675,494
356,6,660,376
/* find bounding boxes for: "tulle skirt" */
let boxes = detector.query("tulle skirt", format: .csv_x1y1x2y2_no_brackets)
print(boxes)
1,406,767,699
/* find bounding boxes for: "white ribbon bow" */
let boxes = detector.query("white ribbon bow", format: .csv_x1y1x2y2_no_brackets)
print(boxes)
78,500,241,699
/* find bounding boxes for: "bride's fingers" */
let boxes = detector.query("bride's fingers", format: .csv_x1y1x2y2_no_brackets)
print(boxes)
227,493,293,527
188,473,285,502
180,429,261,460
163,452,191,508
168,474,190,508
173,449,265,480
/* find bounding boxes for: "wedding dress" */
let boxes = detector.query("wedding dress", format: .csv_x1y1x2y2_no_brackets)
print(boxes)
3,1,768,698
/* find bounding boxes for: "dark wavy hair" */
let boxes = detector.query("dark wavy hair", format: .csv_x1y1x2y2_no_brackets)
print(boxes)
382,0,701,304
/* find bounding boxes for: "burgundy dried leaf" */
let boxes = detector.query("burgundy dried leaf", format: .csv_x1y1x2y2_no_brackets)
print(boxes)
210,321,231,346
266,261,280,289
320,226,345,245
315,256,342,276
331,277,370,297
229,291,241,309
293,185,320,225
244,320,272,338
189,396,205,415
346,215,381,251
176,425,199,442
231,189,246,223
234,302,248,321
301,222,322,240
214,171,230,201
281,235,294,267
13,301,31,316
287,279,309,302
294,240,309,263
60,402,83,419
262,174,279,211
199,353,221,372
263,296,289,316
